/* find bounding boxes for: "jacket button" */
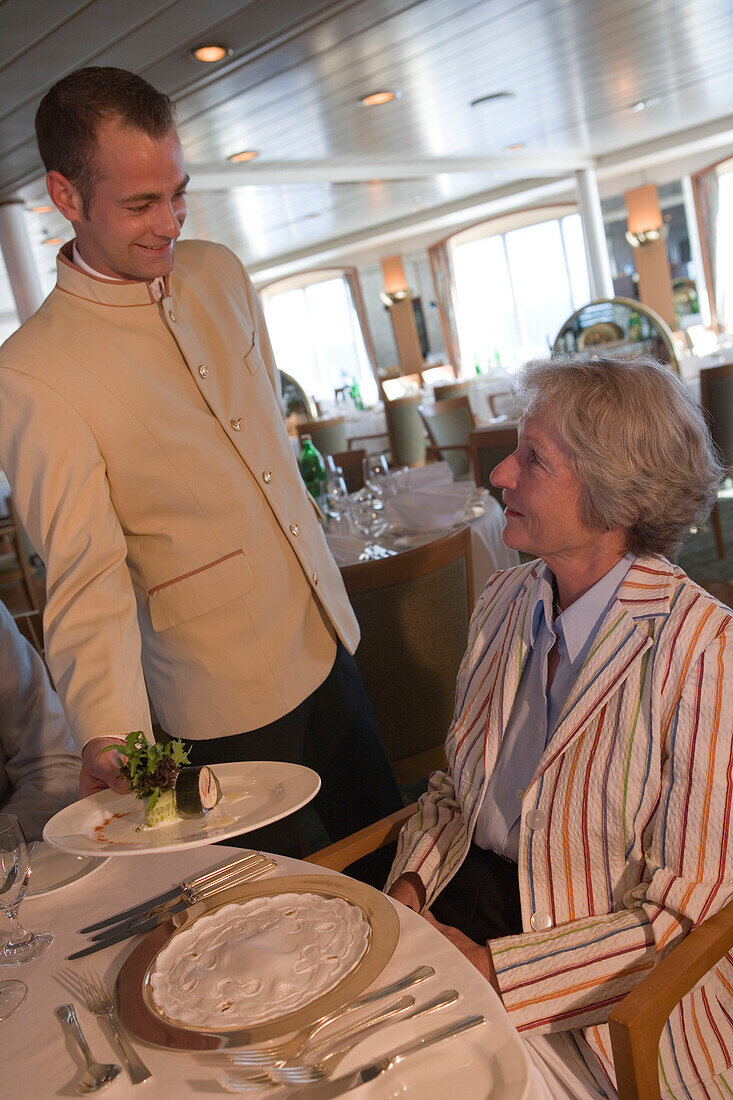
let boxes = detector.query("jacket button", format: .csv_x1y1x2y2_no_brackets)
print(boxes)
262,471,272,484
168,310,176,323
530,911,552,931
526,809,547,830
198,365,209,378
312,571,319,586
289,523,300,536
230,418,242,431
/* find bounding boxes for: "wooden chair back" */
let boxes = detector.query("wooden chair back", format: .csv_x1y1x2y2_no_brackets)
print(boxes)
330,448,365,494
306,803,417,871
433,379,473,402
610,896,733,1099
699,361,733,469
469,424,518,503
384,394,427,467
419,396,476,480
340,526,472,784
296,416,348,456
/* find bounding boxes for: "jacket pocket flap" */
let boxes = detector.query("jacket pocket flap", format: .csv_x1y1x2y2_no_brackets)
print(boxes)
148,550,252,632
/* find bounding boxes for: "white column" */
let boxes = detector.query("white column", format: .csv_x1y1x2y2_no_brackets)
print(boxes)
681,174,712,327
575,168,614,300
0,200,44,324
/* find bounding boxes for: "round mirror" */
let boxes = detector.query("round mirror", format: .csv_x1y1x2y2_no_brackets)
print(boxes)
552,297,680,375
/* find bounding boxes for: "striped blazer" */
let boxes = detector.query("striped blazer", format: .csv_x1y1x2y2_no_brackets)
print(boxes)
387,556,733,1097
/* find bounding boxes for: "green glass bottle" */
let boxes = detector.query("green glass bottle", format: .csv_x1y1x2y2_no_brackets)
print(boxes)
298,435,327,504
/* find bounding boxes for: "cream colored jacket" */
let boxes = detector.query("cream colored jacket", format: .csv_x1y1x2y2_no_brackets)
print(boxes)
0,241,358,749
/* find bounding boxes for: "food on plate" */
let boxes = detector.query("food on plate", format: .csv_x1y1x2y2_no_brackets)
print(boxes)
150,892,371,1028
105,732,221,827
175,765,222,817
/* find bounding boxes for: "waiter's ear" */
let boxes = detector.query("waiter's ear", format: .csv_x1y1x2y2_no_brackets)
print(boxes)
46,170,84,224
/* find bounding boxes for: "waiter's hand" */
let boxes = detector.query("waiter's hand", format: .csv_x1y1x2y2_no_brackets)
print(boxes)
80,737,129,797
422,910,501,995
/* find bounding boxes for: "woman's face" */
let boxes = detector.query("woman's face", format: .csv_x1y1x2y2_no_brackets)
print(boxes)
490,409,606,566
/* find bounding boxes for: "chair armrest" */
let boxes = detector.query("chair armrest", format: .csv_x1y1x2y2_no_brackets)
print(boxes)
609,897,733,1100
304,803,417,872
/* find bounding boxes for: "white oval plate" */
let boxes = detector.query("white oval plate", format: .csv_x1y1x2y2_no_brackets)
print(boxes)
42,761,320,857
25,840,108,899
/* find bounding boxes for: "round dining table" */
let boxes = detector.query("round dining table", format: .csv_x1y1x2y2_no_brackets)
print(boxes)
9,842,551,1099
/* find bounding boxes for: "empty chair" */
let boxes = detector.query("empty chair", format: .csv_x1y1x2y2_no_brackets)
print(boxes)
420,364,456,387
340,525,472,785
699,362,733,557
419,395,476,480
381,373,423,401
330,448,365,493
469,424,519,504
384,394,427,467
296,416,347,456
487,389,522,420
433,378,473,401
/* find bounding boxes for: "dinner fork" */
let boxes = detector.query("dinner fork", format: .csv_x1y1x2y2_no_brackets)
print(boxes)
267,988,459,1085
224,964,434,1066
76,967,151,1084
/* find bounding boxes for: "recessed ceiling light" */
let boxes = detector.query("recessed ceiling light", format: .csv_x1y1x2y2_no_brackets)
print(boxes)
630,97,659,112
30,204,54,213
359,90,400,107
505,142,526,151
43,236,63,245
228,150,259,163
190,44,232,63
470,91,515,107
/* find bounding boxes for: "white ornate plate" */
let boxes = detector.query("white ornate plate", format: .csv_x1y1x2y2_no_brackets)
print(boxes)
115,875,401,1050
25,840,108,898
42,761,320,856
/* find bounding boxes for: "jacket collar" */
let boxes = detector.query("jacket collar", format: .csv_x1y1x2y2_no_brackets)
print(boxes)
55,242,169,307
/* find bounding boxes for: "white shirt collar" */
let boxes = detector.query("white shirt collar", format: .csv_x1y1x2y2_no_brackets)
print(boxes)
71,242,125,282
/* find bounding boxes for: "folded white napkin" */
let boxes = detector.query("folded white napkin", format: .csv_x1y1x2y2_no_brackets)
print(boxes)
384,481,477,532
404,462,453,489
324,534,366,565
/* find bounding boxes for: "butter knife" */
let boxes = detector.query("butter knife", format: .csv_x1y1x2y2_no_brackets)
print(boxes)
278,1014,485,1100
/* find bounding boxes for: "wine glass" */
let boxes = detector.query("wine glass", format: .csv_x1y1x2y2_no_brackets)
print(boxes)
349,488,387,539
361,454,390,495
0,813,53,966
324,469,349,523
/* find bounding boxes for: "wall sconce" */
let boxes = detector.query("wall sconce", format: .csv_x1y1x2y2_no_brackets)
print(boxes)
379,289,411,306
625,225,668,248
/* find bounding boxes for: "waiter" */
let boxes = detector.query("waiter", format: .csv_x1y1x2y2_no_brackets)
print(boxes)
0,67,401,851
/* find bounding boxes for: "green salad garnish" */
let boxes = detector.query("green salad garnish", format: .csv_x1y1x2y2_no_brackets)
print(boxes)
105,731,191,813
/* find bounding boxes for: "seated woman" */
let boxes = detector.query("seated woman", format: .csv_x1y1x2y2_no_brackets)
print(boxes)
386,356,733,1099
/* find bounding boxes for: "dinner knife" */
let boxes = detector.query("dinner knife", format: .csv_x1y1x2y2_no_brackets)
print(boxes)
273,1014,486,1100
79,852,267,933
68,909,177,959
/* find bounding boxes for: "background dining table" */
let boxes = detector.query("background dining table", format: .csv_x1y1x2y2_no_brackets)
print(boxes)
9,842,551,1098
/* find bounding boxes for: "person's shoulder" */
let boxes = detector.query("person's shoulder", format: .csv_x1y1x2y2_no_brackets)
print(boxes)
636,556,733,652
0,289,58,375
174,239,249,281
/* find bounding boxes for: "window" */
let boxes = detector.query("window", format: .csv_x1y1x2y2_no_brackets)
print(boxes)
262,273,378,406
451,212,590,372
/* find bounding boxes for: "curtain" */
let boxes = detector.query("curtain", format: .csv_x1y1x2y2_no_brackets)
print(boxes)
344,269,379,385
428,241,462,373
692,167,720,330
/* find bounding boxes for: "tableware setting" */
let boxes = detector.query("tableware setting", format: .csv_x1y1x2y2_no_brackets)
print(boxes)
25,841,108,899
54,1002,122,1094
43,760,321,857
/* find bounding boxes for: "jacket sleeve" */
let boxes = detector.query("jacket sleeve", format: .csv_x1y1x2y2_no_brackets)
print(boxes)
490,622,733,1035
0,368,153,751
0,602,81,839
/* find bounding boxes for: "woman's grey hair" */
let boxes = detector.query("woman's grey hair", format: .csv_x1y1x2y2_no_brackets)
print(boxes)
513,356,724,557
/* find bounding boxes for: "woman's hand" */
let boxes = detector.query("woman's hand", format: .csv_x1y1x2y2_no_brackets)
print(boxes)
387,873,426,912
422,910,501,995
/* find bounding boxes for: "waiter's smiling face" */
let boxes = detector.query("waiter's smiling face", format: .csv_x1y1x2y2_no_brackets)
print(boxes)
47,116,188,282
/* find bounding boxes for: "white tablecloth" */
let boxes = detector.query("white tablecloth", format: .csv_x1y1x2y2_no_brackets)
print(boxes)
8,844,549,1098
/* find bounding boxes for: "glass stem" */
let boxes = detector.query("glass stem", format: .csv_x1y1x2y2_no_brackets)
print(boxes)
5,907,30,948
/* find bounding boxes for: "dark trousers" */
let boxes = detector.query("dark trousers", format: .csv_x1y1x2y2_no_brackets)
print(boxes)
184,641,403,858
429,843,523,943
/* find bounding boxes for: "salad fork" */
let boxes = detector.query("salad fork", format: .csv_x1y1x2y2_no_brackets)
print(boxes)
76,967,151,1084
226,964,434,1067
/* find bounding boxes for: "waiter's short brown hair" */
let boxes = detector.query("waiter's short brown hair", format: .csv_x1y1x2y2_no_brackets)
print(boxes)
35,67,175,216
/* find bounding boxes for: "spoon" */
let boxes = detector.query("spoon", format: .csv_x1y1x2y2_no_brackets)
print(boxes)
55,1003,122,1093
